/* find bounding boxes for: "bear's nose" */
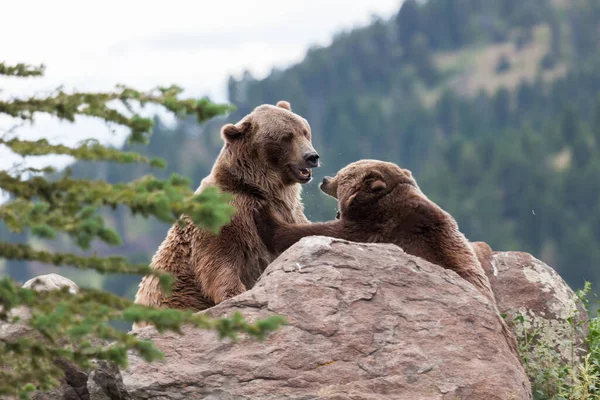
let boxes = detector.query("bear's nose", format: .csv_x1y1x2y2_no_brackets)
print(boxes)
322,176,332,185
304,152,320,167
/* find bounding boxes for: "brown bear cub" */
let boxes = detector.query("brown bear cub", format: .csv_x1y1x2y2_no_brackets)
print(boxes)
254,159,520,357
133,101,319,325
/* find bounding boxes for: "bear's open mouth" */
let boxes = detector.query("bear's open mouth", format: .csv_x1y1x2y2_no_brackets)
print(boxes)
290,166,313,183
298,168,312,179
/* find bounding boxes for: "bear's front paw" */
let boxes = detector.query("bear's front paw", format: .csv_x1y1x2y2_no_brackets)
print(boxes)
253,206,278,249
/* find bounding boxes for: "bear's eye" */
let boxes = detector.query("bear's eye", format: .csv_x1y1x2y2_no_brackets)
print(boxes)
282,132,294,141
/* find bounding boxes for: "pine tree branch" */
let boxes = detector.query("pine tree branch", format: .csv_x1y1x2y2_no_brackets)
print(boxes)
0,200,122,247
0,172,235,242
0,138,166,167
0,86,234,144
0,242,155,275
0,63,45,77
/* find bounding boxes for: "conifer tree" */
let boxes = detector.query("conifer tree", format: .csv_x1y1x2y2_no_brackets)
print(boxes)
0,62,285,399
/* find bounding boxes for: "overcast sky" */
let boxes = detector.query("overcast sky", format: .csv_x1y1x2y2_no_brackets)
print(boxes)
0,0,400,177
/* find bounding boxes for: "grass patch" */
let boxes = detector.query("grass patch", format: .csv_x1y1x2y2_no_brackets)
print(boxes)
423,23,568,107
512,282,600,399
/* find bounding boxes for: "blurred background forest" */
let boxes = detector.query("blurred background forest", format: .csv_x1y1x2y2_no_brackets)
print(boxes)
2,0,600,300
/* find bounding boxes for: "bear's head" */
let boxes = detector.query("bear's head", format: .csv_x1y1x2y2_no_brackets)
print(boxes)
219,101,320,188
320,159,422,221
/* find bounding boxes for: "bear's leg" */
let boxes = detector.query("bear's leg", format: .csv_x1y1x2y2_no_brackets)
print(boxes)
191,242,248,305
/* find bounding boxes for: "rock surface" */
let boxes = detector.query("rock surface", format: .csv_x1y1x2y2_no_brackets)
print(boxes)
123,237,531,400
22,273,80,294
0,273,80,342
477,246,589,363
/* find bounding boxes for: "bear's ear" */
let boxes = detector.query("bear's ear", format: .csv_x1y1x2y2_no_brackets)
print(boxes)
221,121,251,143
276,100,291,111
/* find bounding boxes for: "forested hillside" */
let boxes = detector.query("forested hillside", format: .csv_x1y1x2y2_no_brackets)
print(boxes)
3,0,600,296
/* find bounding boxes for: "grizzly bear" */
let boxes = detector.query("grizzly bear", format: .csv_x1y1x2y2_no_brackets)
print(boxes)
254,159,520,357
133,100,320,326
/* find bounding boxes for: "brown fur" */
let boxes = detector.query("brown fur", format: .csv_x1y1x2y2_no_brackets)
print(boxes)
133,101,319,327
471,240,494,276
254,159,520,359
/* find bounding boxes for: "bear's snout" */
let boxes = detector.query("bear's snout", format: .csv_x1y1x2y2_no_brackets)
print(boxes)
303,152,320,167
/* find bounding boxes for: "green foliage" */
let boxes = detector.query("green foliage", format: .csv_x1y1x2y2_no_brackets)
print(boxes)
0,170,235,245
514,311,571,398
0,62,286,398
393,0,554,50
512,282,600,399
0,137,167,167
0,63,44,77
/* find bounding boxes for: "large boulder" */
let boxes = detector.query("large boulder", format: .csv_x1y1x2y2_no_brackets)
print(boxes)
123,237,531,399
475,243,589,363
